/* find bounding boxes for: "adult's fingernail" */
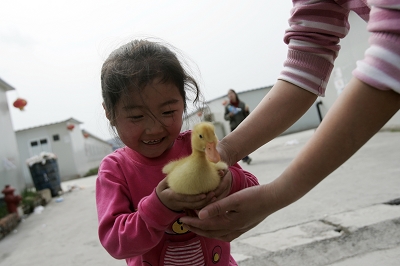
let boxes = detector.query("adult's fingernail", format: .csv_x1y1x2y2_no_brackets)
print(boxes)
198,210,209,219
182,224,190,230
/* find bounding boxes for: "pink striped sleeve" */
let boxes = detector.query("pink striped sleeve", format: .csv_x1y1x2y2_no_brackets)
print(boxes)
352,1,400,94
278,0,369,96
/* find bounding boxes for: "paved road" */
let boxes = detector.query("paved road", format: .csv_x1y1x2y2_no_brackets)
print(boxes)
0,129,399,266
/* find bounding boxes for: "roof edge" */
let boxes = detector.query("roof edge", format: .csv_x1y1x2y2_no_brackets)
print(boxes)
0,77,16,92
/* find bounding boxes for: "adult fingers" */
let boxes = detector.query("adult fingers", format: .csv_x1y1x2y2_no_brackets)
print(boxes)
198,190,241,219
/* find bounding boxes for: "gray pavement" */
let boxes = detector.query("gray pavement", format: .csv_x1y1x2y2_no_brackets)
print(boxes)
0,129,399,266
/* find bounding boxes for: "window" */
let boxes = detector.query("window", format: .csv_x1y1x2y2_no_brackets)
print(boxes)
53,134,60,141
30,138,51,156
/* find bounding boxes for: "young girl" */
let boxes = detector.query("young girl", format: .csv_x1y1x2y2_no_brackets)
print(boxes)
96,39,259,266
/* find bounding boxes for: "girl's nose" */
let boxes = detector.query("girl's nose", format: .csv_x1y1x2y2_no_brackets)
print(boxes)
145,117,164,134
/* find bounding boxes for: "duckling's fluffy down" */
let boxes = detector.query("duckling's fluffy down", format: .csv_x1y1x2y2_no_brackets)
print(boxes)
163,122,227,195
164,157,227,194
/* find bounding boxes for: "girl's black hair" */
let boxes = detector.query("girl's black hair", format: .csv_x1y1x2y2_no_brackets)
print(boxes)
228,89,240,102
101,39,203,130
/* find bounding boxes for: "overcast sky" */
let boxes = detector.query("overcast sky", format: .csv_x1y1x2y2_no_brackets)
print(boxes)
1,0,293,140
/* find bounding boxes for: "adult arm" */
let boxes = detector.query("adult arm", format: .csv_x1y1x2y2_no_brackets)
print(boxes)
181,78,400,241
218,80,317,166
181,0,400,241
218,0,352,165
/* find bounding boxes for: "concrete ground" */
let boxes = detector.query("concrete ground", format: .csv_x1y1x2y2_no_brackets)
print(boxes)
0,129,399,266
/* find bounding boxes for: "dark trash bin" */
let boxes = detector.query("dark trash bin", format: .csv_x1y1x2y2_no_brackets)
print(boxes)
27,153,63,197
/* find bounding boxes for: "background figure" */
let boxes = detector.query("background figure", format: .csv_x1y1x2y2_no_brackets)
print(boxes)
224,89,252,164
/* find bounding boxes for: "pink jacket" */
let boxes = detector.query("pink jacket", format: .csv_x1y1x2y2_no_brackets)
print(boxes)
279,0,400,96
96,130,259,266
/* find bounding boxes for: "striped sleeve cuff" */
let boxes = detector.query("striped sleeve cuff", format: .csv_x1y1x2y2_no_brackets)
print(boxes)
278,49,334,96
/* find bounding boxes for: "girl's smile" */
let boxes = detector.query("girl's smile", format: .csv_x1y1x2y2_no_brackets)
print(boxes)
113,79,184,158
142,138,164,145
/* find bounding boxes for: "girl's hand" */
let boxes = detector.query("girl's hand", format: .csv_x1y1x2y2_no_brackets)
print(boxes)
156,177,216,212
211,169,232,201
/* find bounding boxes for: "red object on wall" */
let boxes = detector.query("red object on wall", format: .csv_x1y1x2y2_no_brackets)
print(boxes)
83,133,89,138
2,185,22,214
67,123,75,131
13,98,28,110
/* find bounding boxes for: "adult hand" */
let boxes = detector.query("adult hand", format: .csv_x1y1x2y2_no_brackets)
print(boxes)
217,140,236,167
180,184,276,242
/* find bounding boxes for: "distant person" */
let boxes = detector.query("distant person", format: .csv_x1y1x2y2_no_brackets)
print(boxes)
224,89,252,164
96,39,259,265
180,1,400,242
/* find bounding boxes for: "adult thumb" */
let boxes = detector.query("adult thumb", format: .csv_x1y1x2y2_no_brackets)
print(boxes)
198,195,235,220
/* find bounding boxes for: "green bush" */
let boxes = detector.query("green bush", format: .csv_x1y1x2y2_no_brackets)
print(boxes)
0,202,7,219
21,188,38,206
83,167,99,177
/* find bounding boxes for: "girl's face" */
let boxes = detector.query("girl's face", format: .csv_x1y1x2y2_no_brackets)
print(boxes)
113,79,185,158
227,90,237,102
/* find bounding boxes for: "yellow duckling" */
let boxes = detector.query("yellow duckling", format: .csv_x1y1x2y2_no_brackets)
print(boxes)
163,122,228,195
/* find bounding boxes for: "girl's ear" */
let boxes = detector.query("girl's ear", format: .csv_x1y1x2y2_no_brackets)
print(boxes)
102,102,113,125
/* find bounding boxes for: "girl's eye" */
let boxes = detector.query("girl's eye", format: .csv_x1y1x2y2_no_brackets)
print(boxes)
163,110,175,116
128,115,143,121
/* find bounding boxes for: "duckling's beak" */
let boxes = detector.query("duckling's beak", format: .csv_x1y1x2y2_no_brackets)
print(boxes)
205,142,221,163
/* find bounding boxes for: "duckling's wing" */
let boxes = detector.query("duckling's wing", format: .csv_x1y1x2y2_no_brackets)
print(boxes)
162,160,182,174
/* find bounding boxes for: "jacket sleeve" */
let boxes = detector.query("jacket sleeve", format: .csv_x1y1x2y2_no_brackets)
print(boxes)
352,1,400,94
96,160,180,259
244,103,250,117
228,163,259,194
224,106,231,121
278,0,353,96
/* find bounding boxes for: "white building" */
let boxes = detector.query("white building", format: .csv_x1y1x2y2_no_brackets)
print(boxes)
15,118,113,186
0,78,26,196
183,86,321,141
184,12,400,139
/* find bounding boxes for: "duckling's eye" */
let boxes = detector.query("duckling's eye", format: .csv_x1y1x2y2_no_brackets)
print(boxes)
199,134,203,139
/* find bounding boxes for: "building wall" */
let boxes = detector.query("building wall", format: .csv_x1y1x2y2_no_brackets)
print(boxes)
0,88,25,196
183,87,321,139
68,123,87,178
16,120,113,185
84,135,113,171
50,124,78,180
16,123,78,185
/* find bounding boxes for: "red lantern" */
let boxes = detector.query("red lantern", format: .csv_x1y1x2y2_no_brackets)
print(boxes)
13,98,28,110
83,133,89,138
67,123,75,131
